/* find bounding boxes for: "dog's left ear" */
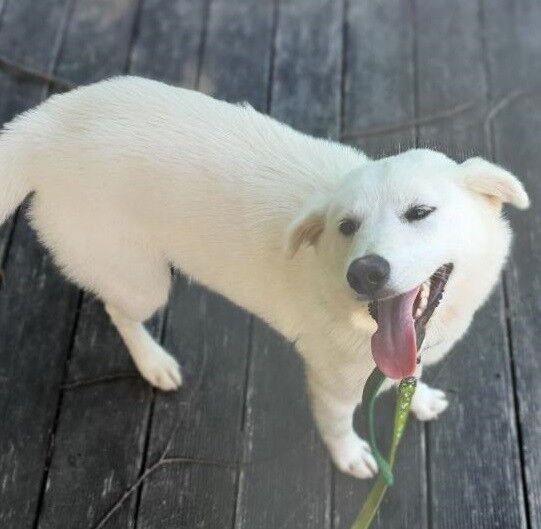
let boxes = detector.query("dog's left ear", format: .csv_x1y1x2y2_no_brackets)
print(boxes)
461,157,530,209
285,198,328,258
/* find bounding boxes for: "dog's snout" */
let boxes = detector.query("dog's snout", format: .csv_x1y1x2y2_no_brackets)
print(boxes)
346,254,390,296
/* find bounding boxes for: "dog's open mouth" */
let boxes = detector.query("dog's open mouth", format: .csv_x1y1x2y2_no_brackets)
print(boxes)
367,263,453,379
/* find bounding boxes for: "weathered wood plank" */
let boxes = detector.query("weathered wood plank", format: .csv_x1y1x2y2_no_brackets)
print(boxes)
33,2,151,529
340,0,416,156
415,1,527,528
135,2,274,527
130,0,205,86
333,2,425,528
200,0,274,110
233,2,341,528
483,1,541,527
55,0,139,84
0,2,79,528
270,0,342,138
0,0,70,71
415,0,488,157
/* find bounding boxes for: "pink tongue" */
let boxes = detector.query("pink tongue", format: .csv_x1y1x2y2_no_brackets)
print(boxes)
371,287,419,379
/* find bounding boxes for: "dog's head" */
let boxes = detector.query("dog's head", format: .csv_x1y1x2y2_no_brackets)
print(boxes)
286,149,529,379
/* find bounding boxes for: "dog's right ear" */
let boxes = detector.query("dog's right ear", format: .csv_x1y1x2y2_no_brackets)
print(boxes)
460,157,530,210
285,198,328,258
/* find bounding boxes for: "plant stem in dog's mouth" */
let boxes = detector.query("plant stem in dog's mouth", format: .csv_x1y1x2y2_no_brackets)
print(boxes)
368,263,453,379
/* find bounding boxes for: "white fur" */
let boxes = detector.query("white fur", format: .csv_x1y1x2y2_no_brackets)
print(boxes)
0,77,528,478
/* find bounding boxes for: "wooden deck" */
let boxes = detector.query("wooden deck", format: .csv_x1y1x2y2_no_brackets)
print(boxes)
0,1,539,528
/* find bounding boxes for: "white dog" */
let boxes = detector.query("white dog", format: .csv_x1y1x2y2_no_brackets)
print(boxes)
0,77,529,479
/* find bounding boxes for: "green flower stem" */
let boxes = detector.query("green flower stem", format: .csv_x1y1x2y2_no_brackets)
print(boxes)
350,370,417,529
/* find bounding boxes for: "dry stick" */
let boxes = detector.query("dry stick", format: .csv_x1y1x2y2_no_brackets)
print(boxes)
92,456,234,529
92,431,320,529
342,87,541,142
62,373,140,390
340,100,479,141
0,53,75,91
91,346,209,529
483,87,541,157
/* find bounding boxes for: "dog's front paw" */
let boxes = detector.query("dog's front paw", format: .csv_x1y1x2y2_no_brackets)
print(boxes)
136,344,183,392
411,382,448,421
326,432,378,479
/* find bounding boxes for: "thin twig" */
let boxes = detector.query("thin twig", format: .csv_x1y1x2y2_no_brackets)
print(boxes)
340,99,479,141
0,53,75,91
485,88,541,127
91,346,209,529
62,372,140,390
92,456,233,529
483,87,541,152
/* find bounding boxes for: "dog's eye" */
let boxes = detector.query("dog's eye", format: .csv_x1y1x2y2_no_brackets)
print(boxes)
339,218,359,236
404,205,436,222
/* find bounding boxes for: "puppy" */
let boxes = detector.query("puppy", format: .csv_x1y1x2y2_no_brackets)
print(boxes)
0,77,528,478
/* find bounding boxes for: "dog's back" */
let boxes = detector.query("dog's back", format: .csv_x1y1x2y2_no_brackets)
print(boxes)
0,76,364,329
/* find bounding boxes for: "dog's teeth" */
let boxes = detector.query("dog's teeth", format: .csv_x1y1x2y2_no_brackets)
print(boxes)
416,295,428,316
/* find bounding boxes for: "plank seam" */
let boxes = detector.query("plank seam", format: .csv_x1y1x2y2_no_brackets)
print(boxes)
0,0,7,28
239,316,255,433
32,289,84,529
124,0,146,76
500,280,531,529
195,0,212,90
0,211,20,288
265,0,279,116
338,0,349,165
232,315,254,529
409,1,431,528
131,308,167,529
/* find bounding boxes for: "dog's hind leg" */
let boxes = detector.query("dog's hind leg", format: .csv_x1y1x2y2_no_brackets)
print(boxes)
28,190,182,390
98,257,182,391
106,303,182,391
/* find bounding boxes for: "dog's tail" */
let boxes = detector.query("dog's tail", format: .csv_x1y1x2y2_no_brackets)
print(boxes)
0,146,30,225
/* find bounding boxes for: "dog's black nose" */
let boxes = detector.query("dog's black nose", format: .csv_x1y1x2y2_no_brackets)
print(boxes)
347,255,390,296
